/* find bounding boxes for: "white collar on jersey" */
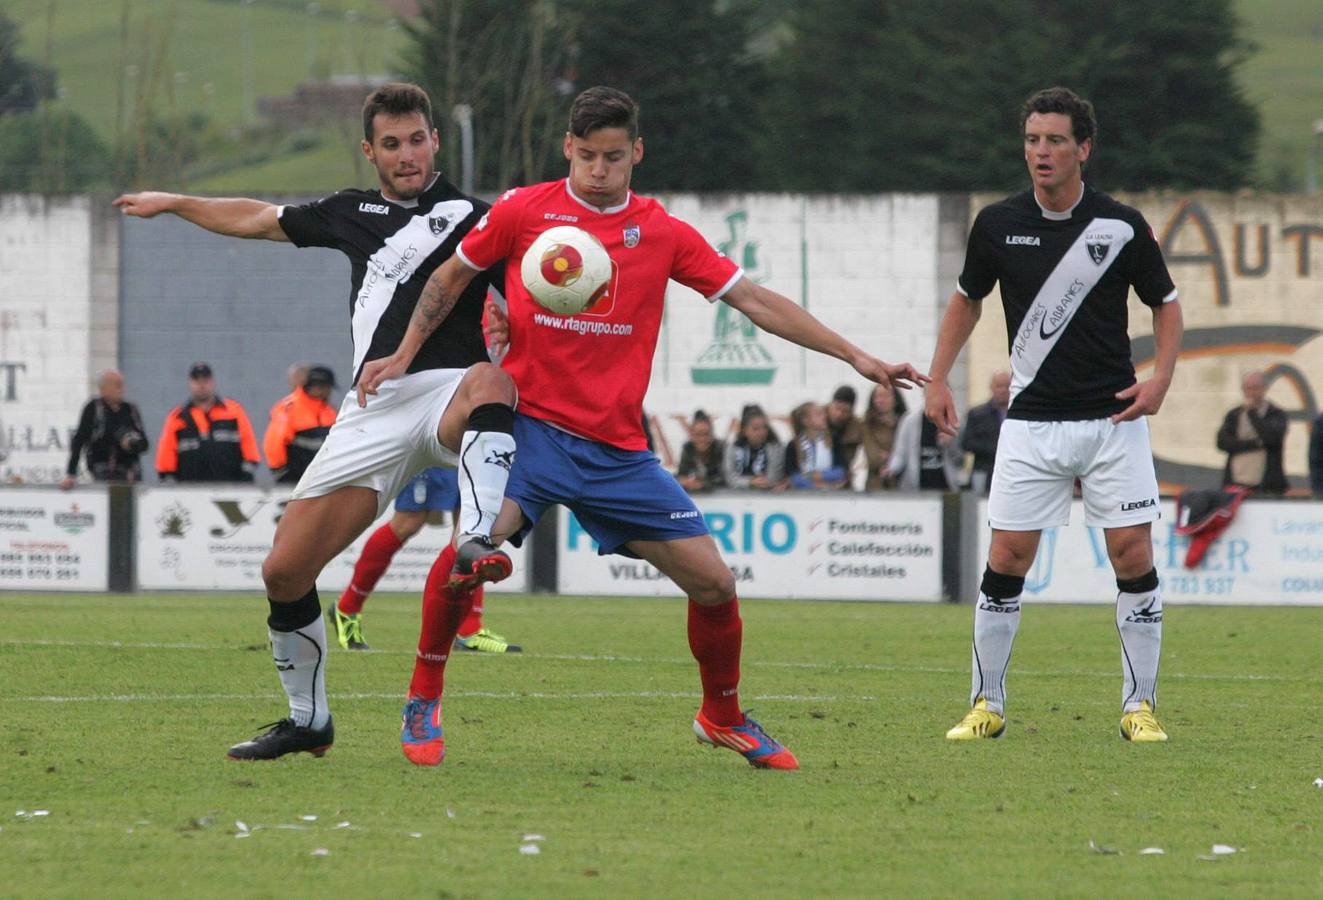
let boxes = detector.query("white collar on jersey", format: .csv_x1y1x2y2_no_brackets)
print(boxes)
381,173,442,209
564,181,632,215
1034,181,1085,221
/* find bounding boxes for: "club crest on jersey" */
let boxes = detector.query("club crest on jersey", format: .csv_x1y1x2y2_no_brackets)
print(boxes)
623,224,641,248
429,214,450,236
1087,241,1111,265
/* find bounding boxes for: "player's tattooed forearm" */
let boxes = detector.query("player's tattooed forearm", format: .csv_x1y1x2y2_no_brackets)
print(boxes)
409,274,460,339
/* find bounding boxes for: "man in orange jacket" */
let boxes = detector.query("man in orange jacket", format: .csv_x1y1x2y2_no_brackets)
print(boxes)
265,365,338,484
157,363,260,482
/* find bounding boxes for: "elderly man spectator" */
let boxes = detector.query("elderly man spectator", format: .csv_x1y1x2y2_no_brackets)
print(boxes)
156,362,260,482
960,369,1011,494
1217,370,1287,495
61,370,149,488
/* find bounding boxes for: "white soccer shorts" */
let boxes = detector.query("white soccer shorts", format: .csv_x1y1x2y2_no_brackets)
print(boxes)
289,368,465,516
987,418,1160,531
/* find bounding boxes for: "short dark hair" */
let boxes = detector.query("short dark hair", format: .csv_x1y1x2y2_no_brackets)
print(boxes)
1020,86,1097,146
569,86,639,140
362,82,433,142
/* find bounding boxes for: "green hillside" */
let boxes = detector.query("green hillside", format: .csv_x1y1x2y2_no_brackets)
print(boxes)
1234,0,1323,190
8,0,1323,193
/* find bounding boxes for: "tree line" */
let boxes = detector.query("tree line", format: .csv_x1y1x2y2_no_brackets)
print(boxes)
0,0,1259,194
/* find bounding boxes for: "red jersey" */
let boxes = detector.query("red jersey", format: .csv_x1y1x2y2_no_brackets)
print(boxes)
457,179,741,450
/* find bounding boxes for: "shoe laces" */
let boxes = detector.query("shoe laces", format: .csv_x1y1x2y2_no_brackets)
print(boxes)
1127,707,1161,733
252,719,294,738
403,701,436,741
735,713,780,748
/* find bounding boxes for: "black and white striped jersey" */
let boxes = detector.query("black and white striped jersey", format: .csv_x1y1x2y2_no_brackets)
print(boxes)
278,174,501,385
958,186,1177,422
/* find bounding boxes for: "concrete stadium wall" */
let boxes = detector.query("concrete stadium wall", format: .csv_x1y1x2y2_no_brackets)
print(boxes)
118,201,352,483
5,189,1319,494
0,195,115,484
645,193,968,465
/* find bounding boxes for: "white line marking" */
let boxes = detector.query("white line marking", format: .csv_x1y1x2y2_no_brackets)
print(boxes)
3,690,863,704
0,640,1315,684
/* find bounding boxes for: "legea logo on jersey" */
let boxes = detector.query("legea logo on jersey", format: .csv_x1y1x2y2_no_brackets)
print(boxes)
692,210,778,385
359,202,390,215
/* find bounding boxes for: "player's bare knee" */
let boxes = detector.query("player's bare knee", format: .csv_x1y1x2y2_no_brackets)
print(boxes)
261,554,309,601
464,362,516,406
689,568,737,605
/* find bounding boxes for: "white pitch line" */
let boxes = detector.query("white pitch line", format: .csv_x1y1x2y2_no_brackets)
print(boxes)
0,639,1316,685
2,690,864,704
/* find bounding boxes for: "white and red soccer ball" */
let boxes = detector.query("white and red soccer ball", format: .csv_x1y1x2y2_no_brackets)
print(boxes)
520,225,612,316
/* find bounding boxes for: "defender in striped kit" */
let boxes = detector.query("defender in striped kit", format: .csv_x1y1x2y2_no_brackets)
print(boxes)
115,83,519,761
924,87,1183,743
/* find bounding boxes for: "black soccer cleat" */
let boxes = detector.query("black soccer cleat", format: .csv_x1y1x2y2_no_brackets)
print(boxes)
227,717,334,760
449,537,513,590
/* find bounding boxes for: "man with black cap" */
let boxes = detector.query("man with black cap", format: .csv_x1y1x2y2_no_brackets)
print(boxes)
156,363,260,482
265,365,339,484
826,384,863,487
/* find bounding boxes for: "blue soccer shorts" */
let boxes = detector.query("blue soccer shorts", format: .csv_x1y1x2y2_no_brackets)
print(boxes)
394,466,460,513
504,413,709,557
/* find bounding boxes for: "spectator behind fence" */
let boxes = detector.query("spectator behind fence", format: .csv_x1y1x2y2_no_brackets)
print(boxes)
786,401,846,490
890,405,963,491
265,365,338,484
960,369,1011,494
1216,370,1287,495
675,409,727,493
61,369,149,488
156,362,260,482
826,384,863,488
723,404,786,490
861,383,907,491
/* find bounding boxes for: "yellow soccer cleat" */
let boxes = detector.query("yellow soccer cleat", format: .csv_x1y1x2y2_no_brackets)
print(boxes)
945,697,1006,740
1119,701,1168,742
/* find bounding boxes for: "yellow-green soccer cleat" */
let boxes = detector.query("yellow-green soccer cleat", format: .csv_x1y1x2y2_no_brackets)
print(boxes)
330,606,369,651
1119,701,1168,742
945,697,1006,740
453,627,522,654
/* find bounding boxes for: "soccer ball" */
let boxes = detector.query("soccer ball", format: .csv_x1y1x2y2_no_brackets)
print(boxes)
520,225,612,316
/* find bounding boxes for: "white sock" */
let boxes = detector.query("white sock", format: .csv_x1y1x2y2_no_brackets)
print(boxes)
457,428,515,540
971,590,1021,715
1117,580,1163,712
269,617,330,730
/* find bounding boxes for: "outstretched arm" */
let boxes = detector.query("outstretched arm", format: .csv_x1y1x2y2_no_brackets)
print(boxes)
925,291,982,437
113,192,288,241
721,277,928,390
356,254,481,405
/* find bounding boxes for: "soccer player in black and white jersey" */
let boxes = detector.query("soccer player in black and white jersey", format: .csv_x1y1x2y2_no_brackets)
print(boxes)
115,83,519,760
925,87,1183,743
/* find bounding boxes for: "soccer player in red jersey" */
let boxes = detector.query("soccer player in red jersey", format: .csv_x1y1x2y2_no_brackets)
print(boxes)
360,86,929,769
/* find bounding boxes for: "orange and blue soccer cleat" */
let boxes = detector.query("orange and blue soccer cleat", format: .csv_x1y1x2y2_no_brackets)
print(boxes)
693,710,799,770
450,537,513,590
400,697,445,766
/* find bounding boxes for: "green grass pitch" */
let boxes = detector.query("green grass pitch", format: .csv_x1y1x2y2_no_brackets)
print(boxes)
1,592,1319,897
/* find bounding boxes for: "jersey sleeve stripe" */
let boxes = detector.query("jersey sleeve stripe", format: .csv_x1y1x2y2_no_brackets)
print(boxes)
455,244,487,272
707,267,745,303
1161,287,1179,303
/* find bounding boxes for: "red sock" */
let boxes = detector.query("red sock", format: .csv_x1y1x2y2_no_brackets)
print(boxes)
457,585,485,637
408,544,476,700
688,598,743,727
338,523,403,615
